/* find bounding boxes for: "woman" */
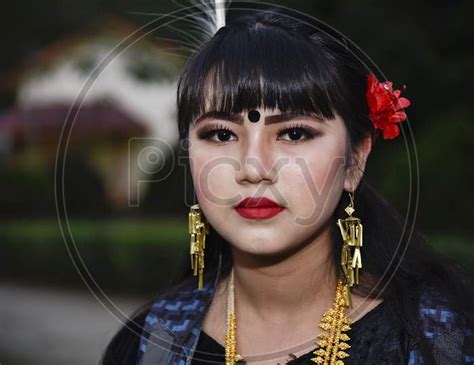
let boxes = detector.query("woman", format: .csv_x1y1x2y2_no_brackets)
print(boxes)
102,5,473,365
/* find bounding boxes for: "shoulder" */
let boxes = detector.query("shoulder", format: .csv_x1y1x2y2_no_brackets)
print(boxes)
417,283,470,336
410,283,474,364
146,272,216,318
141,271,219,334
136,273,220,364
102,275,211,365
101,302,150,365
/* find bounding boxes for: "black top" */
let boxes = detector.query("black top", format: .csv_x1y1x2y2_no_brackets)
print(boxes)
101,285,472,365
191,298,413,364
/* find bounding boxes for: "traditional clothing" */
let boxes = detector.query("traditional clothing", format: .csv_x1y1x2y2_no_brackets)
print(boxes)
135,254,473,364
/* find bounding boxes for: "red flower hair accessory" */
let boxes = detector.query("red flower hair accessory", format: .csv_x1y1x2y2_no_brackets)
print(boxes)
366,73,411,140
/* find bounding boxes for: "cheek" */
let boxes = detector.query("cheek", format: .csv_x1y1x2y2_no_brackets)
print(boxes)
189,149,238,207
281,140,346,224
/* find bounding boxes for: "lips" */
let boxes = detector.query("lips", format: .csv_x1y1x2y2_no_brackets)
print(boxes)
235,197,285,219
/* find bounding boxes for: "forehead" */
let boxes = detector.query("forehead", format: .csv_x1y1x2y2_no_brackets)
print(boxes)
193,108,328,127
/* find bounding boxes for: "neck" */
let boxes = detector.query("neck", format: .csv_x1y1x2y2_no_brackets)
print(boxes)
229,224,338,324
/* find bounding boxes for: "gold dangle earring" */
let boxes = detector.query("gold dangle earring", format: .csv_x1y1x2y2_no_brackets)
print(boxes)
337,190,363,308
189,204,209,290
312,192,360,364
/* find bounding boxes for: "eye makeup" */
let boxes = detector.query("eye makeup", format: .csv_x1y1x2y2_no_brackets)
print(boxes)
195,121,322,145
196,124,233,139
196,123,236,142
276,122,321,142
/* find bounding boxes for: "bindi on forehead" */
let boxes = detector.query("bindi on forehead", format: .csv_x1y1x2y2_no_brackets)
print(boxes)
247,110,261,123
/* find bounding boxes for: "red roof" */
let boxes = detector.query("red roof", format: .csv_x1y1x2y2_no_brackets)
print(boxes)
0,100,148,143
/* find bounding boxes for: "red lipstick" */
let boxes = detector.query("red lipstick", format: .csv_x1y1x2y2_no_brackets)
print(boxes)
234,197,285,220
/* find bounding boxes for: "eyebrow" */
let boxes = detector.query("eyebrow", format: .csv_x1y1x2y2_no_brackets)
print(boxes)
194,111,244,125
194,111,325,126
264,112,325,125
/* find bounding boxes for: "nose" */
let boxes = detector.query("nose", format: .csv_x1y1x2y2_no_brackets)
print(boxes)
236,134,276,185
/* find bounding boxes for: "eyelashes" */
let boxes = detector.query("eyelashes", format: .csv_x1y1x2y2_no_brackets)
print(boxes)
276,123,320,142
196,123,233,140
196,123,321,143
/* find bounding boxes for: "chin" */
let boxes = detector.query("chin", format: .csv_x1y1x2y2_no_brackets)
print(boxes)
229,236,297,259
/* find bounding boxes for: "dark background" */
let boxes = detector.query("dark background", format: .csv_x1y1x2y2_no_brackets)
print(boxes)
1,0,472,230
0,2,471,364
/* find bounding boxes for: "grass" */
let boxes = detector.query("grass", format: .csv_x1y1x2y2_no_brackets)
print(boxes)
2,220,471,259
0,219,471,294
1,218,189,246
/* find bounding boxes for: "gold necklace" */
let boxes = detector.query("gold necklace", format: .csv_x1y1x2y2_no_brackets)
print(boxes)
224,268,353,365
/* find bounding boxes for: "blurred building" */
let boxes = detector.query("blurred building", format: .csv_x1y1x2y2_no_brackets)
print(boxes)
0,16,184,210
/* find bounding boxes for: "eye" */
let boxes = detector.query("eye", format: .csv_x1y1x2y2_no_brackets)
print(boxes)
277,123,320,143
196,124,237,143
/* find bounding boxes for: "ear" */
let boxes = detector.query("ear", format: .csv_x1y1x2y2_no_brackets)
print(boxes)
343,135,372,192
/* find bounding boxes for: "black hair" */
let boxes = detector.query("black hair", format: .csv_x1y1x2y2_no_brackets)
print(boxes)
177,5,473,361
177,6,373,157
102,5,473,364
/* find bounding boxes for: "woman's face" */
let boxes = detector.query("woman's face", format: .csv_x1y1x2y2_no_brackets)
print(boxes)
187,106,353,257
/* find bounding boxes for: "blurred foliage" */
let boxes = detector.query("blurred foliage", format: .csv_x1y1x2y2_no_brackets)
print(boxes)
0,0,471,232
0,220,471,295
427,233,473,265
0,219,190,295
367,108,473,234
0,0,471,291
0,153,110,218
